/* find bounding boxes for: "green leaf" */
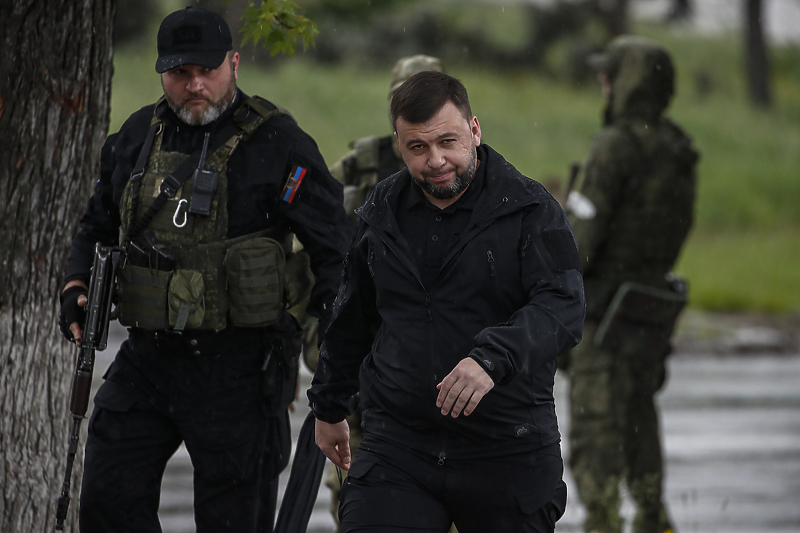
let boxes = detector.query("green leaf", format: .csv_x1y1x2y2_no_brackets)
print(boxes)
237,0,318,57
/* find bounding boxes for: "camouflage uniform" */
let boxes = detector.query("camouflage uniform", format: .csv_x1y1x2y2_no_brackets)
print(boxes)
565,37,699,533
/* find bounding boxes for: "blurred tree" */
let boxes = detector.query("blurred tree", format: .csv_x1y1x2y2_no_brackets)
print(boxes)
0,1,316,531
744,0,772,107
114,0,158,45
597,0,629,36
667,0,692,21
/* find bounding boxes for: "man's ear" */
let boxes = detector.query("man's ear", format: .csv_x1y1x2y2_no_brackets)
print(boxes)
231,52,240,80
471,116,482,147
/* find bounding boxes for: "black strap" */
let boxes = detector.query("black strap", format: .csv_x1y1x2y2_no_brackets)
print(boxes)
125,100,281,243
127,110,165,238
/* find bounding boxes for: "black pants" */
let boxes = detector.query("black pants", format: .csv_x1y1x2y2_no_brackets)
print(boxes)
79,332,291,533
339,435,567,533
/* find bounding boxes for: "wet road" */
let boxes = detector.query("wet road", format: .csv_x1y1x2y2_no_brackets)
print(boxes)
93,320,800,533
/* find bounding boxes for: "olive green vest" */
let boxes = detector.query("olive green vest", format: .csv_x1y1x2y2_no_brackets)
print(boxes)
330,135,404,226
116,97,305,332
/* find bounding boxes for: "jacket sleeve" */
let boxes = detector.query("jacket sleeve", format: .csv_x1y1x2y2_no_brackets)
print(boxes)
470,192,585,384
63,133,124,285
275,124,352,338
307,220,380,423
567,127,638,273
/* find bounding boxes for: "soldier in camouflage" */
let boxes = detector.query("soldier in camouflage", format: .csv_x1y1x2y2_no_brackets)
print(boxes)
564,36,699,533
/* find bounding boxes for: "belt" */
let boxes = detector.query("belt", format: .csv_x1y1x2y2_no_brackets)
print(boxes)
129,326,266,356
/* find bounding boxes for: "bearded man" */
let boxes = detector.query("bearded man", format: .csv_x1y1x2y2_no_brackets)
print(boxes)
57,7,350,532
309,71,585,533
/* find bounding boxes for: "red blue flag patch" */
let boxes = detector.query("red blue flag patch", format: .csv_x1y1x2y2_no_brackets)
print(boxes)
281,166,307,203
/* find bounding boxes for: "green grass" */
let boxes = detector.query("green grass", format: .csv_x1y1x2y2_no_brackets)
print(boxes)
108,21,800,313
676,228,800,312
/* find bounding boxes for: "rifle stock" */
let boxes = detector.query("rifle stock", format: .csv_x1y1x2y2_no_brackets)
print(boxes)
55,244,122,531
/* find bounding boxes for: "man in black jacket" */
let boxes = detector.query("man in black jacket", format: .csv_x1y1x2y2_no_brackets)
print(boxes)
309,71,585,533
57,7,350,532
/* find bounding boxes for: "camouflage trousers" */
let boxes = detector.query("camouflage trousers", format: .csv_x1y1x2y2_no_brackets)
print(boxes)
567,320,674,533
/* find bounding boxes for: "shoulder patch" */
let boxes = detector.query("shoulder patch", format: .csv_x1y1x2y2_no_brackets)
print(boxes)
566,191,596,220
541,229,582,272
281,166,307,203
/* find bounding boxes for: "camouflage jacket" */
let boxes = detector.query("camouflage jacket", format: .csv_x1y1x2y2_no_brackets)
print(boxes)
567,42,699,320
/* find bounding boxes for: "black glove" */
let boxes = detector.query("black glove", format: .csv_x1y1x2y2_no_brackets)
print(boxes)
59,285,88,341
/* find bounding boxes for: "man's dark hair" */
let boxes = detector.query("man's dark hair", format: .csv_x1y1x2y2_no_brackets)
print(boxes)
390,71,472,131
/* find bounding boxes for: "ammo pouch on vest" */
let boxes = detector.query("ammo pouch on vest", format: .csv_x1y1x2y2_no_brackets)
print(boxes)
118,264,210,331
594,277,687,358
226,237,285,328
117,233,287,332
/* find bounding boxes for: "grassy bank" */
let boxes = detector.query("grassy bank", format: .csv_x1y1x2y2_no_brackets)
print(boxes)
108,23,800,313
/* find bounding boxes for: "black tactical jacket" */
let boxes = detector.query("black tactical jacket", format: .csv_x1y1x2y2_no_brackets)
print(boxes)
309,144,585,456
65,90,350,333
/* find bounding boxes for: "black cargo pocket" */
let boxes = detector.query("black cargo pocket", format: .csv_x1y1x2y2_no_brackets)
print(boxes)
514,455,566,521
340,454,377,505
92,380,139,413
515,479,567,525
88,381,141,442
226,237,285,327
189,425,262,485
117,264,172,330
346,455,376,481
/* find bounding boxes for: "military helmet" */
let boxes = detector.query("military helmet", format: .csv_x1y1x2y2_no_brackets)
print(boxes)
590,35,675,119
388,55,445,97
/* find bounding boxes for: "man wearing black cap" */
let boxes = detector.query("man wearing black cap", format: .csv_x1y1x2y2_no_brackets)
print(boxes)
58,6,350,532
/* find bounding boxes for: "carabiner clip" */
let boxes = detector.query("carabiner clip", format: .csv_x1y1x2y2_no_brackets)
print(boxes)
173,199,188,228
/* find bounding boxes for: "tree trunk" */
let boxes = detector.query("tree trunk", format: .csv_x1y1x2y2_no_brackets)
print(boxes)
744,0,772,107
668,0,692,21
0,1,114,531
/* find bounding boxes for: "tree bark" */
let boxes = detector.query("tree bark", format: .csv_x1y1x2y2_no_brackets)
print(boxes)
744,0,772,107
0,1,114,531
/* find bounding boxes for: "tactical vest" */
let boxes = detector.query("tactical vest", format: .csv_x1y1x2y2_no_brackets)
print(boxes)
116,96,300,333
583,118,697,320
332,135,404,226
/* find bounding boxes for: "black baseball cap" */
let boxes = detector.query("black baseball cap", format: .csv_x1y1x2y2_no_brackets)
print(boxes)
155,7,233,73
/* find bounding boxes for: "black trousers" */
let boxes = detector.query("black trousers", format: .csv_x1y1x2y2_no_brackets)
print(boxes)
339,435,567,533
79,332,291,533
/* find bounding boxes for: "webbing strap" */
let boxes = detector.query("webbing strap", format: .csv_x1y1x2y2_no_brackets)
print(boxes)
125,98,283,244
238,292,281,305
239,255,277,270
238,273,280,288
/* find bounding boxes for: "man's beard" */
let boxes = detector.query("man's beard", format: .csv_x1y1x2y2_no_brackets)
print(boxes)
413,147,477,200
164,75,237,126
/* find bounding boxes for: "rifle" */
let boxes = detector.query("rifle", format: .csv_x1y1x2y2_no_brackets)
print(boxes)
55,244,122,531
563,160,581,207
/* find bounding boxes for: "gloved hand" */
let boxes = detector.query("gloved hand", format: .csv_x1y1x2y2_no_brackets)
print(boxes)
59,285,88,341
